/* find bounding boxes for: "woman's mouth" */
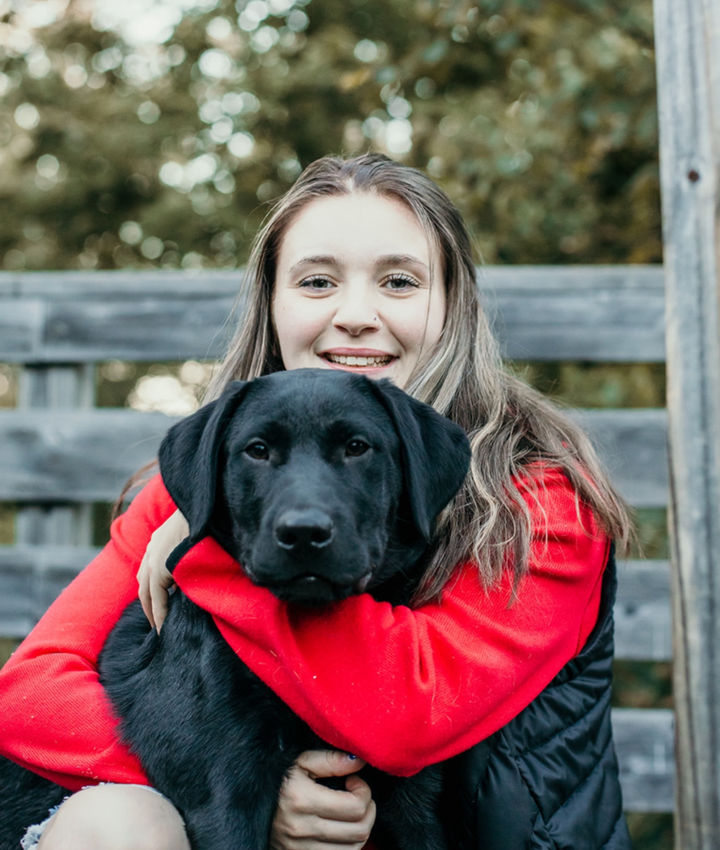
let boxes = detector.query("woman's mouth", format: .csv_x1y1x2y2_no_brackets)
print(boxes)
322,353,395,369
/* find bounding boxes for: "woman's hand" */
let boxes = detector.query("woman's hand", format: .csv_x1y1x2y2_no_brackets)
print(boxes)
271,750,376,850
137,509,189,631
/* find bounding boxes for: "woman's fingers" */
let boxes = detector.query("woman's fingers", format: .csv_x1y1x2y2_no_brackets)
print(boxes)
149,560,175,632
271,751,376,850
136,510,189,631
136,551,156,629
297,750,366,782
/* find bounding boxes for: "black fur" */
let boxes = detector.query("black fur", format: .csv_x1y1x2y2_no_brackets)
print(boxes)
0,370,471,850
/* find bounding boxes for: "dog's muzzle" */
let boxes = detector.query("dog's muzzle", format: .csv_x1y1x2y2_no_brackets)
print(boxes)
245,508,375,605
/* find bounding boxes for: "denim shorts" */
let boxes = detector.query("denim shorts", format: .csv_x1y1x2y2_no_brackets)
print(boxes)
21,784,166,850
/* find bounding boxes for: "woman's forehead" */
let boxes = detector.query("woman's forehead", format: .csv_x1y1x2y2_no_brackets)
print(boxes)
276,191,439,271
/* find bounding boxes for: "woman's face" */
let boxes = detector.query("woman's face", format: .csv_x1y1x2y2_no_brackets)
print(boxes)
272,192,446,390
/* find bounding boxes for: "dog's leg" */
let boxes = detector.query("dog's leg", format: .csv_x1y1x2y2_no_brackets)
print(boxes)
101,597,311,850
366,766,448,850
179,749,298,850
0,756,68,848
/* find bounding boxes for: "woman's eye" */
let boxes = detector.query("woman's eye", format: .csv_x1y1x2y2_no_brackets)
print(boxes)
383,274,419,291
299,276,334,291
346,439,370,458
245,442,269,460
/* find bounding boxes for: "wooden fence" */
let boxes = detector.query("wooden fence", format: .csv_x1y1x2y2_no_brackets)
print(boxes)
0,265,673,813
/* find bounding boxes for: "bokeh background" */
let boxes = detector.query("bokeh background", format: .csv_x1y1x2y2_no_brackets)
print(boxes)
0,0,669,845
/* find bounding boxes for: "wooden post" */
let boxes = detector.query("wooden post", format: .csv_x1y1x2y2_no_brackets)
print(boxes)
16,365,95,547
654,0,720,846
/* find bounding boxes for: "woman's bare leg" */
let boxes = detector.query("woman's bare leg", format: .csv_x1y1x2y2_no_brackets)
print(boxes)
36,784,191,850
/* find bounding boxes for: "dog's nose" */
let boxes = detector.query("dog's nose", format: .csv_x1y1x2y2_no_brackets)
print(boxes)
275,509,335,551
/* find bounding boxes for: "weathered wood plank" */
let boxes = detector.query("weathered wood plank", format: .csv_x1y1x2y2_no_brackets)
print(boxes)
42,297,237,363
615,560,671,661
0,408,668,506
613,708,675,812
655,0,720,844
0,546,671,661
483,266,666,362
571,409,668,508
18,365,95,410
0,270,242,298
0,409,170,501
0,267,665,363
0,301,43,357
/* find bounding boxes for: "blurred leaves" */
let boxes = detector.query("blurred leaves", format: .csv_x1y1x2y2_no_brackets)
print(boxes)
516,361,666,409
625,813,673,850
0,503,12,544
96,358,219,413
1,0,660,271
613,660,673,710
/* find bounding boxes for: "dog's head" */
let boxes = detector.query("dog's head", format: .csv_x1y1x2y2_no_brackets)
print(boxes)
159,369,470,606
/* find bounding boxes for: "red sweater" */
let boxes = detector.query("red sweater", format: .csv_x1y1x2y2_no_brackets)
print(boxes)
0,468,608,790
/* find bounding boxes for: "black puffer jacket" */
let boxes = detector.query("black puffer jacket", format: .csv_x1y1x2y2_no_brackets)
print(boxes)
440,547,631,849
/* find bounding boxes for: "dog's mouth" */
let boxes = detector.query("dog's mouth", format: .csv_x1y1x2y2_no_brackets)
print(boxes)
256,571,374,607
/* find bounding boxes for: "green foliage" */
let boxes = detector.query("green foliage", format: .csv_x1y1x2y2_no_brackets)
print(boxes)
613,660,673,710
0,503,13,544
0,638,19,667
1,0,660,271
625,813,673,850
516,361,666,409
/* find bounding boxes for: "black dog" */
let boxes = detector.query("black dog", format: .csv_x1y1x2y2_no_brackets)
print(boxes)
0,370,470,850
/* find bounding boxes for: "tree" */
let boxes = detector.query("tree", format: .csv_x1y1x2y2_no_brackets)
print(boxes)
0,0,659,271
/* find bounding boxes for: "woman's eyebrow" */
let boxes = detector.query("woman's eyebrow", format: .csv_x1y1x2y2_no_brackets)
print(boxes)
375,254,429,270
288,255,339,274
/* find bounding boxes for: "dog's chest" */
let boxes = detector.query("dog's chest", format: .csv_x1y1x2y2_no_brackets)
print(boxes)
100,596,323,765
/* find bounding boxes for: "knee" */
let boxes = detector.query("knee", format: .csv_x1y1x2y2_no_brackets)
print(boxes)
37,785,191,850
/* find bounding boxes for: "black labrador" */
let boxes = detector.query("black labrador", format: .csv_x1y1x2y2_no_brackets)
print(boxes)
0,369,471,850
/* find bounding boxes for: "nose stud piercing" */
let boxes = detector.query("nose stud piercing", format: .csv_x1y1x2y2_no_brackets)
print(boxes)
372,316,383,328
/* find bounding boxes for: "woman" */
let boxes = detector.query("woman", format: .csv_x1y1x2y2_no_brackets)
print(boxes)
0,154,631,850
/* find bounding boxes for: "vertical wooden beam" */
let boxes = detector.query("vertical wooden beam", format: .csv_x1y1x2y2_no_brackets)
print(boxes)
654,0,720,846
16,365,96,547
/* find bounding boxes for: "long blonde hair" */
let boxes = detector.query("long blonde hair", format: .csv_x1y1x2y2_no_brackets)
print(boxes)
198,153,630,604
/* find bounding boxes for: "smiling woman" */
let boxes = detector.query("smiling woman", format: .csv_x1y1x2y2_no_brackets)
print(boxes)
272,192,446,389
0,154,633,850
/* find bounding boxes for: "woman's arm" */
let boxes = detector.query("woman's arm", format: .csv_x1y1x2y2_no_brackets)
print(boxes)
0,476,177,789
170,467,609,776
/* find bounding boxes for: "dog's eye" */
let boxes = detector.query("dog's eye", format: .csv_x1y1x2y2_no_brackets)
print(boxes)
245,441,269,460
346,439,370,457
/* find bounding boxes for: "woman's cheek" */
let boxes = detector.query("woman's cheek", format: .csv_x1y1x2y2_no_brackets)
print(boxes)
274,300,328,366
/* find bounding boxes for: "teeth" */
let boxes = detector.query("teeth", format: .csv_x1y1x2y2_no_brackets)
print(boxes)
326,354,392,367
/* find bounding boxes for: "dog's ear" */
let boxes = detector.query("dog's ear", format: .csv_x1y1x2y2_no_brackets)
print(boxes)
158,380,252,545
366,380,471,541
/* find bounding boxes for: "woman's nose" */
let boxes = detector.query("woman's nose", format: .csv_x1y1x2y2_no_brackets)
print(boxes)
332,293,382,337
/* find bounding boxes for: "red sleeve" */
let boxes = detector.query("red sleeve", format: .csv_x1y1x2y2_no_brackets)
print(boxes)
0,475,176,790
173,467,609,777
